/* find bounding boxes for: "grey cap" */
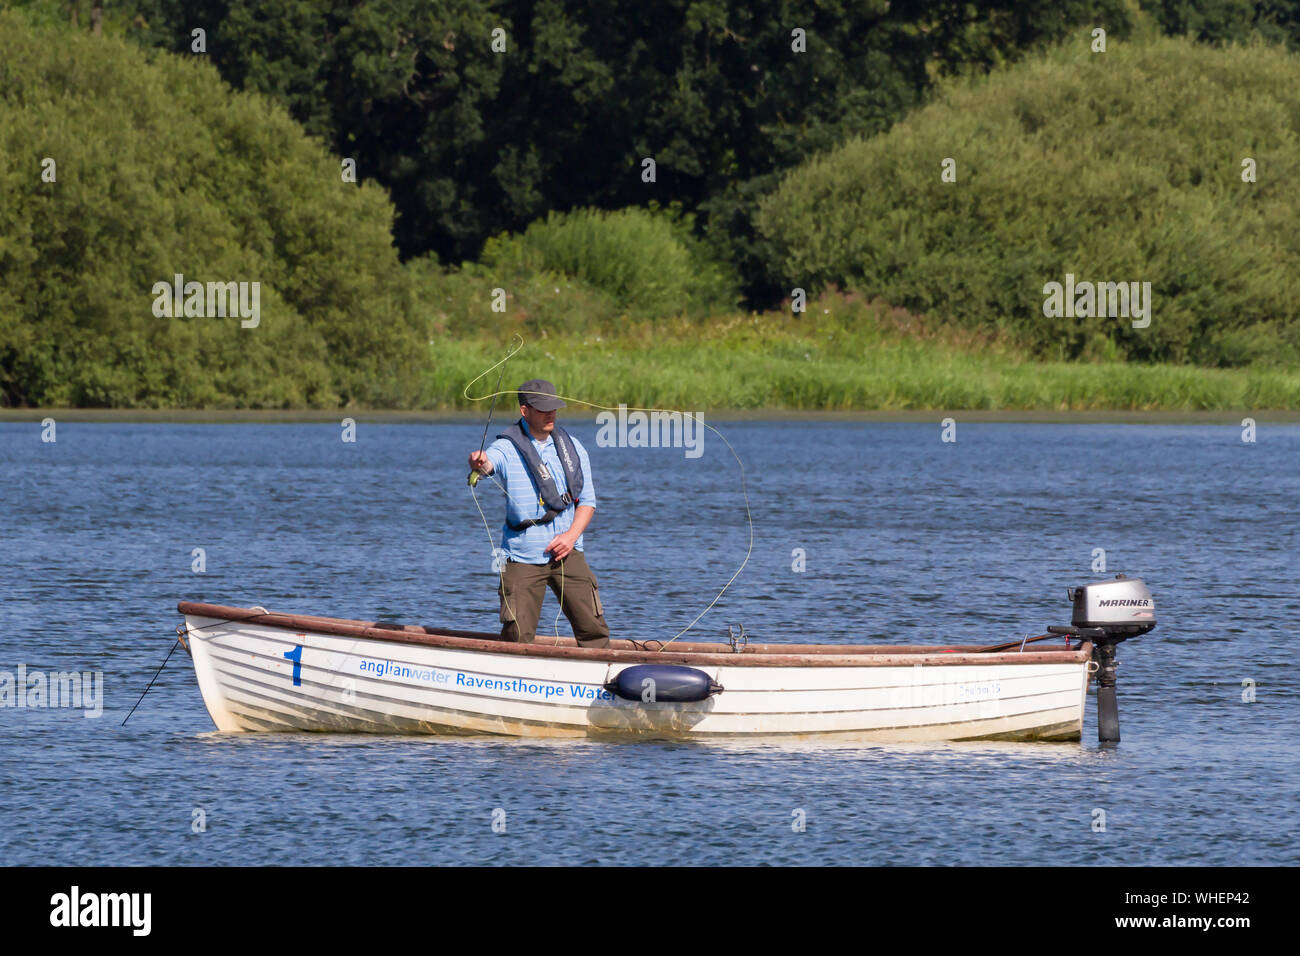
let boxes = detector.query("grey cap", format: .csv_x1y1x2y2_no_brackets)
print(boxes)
516,378,566,411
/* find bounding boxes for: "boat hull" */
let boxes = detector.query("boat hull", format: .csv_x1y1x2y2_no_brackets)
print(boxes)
182,608,1090,743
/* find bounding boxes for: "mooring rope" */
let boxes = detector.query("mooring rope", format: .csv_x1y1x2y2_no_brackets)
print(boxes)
121,615,265,725
463,335,753,649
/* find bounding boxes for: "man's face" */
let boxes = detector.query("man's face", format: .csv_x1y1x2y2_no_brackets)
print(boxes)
521,404,556,437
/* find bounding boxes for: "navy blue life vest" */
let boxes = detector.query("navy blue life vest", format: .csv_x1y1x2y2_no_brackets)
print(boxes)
497,420,585,531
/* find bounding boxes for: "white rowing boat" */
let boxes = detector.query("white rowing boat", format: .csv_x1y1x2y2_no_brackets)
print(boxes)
177,578,1155,742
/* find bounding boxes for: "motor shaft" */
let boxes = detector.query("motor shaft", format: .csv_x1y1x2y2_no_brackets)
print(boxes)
1094,642,1121,743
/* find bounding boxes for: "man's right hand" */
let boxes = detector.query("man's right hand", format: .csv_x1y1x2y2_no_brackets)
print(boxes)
469,450,493,475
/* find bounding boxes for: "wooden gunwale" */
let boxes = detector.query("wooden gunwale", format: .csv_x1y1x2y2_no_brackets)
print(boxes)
178,602,1092,669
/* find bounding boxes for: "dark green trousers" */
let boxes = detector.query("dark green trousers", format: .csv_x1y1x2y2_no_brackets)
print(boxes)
498,550,610,647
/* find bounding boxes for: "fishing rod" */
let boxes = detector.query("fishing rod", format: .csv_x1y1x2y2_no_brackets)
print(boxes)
466,335,523,487
467,364,505,487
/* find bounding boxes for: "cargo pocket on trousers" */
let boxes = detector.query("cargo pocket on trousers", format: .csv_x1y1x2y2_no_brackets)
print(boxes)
590,579,604,618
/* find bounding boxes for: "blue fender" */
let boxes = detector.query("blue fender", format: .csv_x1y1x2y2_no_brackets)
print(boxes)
605,664,723,703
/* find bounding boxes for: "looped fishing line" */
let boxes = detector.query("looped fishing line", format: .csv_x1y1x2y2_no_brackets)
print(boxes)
464,335,753,649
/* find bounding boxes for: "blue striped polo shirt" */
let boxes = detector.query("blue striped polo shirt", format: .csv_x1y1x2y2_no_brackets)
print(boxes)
484,418,597,564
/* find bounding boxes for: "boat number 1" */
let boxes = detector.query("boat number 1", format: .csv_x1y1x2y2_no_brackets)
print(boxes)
284,645,303,686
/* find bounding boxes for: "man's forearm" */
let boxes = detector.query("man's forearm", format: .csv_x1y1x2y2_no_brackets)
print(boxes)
568,505,595,538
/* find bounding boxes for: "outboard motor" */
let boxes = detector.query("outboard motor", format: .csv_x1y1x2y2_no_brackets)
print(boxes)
1048,574,1156,743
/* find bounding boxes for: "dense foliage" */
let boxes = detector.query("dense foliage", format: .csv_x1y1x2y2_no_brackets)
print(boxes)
0,11,424,407
3,1,1299,409
476,206,738,318
756,37,1300,366
110,0,1135,298
1142,0,1300,47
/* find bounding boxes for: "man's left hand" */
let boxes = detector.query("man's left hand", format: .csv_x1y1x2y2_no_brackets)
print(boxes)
546,532,578,561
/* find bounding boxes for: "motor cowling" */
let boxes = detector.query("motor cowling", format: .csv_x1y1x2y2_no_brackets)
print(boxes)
1067,574,1156,641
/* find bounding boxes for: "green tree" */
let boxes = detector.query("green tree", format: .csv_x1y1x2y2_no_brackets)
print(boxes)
118,0,1130,301
0,10,424,407
756,36,1300,366
1140,0,1300,48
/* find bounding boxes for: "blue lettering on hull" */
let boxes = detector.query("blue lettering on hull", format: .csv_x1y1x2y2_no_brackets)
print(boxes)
354,656,615,701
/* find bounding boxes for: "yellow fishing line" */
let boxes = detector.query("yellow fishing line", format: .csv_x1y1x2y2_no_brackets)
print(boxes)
463,335,754,649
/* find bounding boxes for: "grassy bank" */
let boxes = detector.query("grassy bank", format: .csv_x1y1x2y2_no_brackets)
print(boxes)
423,296,1300,412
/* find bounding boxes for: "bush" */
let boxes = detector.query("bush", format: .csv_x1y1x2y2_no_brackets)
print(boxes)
411,254,624,339
756,36,1300,366
0,10,424,407
475,206,740,320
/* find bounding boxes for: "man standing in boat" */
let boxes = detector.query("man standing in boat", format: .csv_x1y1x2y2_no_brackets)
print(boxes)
468,379,610,648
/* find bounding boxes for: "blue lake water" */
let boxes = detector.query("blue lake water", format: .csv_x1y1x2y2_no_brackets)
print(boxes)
1,420,1296,865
